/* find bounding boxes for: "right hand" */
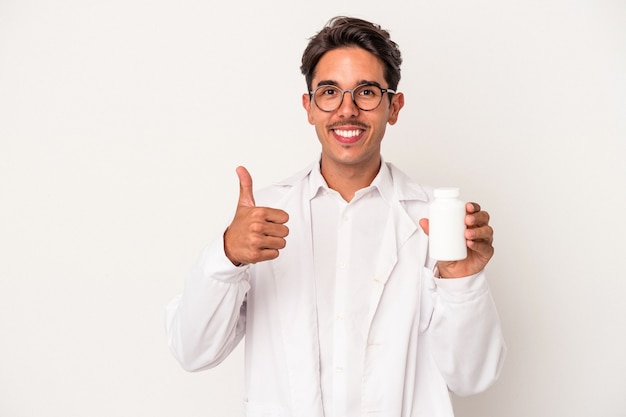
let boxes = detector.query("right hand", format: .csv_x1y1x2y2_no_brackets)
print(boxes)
223,166,290,265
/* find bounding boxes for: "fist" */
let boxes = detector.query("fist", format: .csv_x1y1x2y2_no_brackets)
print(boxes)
224,166,289,265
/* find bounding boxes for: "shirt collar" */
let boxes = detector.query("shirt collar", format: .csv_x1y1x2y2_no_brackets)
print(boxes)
308,159,328,200
307,156,394,204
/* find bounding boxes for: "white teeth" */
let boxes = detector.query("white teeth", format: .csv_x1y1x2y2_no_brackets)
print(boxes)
334,129,362,138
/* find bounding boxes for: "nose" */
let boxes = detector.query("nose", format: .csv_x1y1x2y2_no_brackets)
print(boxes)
337,90,359,116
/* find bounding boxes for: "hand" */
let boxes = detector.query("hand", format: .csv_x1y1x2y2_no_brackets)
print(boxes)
223,166,290,265
419,202,494,278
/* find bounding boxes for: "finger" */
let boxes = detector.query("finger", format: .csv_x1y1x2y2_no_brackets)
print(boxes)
249,221,289,239
264,223,290,239
466,210,490,227
236,166,256,207
248,207,289,226
255,248,282,262
466,202,481,214
264,208,289,225
242,237,287,263
465,225,494,242
261,235,288,250
419,218,429,235
467,239,495,259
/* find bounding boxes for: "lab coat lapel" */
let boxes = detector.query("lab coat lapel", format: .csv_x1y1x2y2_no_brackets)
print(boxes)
365,199,419,329
270,178,324,417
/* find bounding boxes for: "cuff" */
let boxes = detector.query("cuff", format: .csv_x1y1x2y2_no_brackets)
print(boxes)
196,237,250,284
431,269,489,303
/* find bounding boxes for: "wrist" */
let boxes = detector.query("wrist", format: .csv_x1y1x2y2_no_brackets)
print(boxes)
223,228,243,267
434,262,461,279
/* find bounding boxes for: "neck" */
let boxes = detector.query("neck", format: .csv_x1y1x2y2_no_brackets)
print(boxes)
320,156,381,202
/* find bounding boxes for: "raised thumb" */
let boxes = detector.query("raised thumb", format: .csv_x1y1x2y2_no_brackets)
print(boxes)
236,166,256,207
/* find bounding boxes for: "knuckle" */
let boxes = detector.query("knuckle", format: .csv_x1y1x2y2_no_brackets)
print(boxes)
248,248,263,261
247,234,263,248
250,207,266,220
249,222,263,233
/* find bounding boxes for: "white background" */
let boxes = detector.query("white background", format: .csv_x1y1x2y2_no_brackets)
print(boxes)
1,0,625,416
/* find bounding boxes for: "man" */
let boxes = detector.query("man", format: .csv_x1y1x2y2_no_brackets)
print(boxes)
166,16,506,417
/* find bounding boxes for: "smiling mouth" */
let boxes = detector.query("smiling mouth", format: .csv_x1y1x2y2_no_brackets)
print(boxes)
333,129,363,138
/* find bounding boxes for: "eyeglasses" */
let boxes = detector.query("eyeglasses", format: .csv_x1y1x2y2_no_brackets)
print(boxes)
309,83,396,112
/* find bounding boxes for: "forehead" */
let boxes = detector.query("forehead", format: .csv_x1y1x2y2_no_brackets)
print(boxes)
312,47,386,87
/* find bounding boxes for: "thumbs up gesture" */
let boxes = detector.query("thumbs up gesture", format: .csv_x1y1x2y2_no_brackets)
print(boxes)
223,166,290,265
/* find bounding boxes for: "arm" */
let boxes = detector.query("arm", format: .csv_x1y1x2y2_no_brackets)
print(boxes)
420,202,506,394
165,238,250,372
427,270,506,396
165,166,289,372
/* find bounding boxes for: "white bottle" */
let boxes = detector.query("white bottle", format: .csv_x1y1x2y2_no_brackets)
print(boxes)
429,187,467,261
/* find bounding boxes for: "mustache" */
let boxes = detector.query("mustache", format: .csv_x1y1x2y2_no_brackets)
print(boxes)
327,120,368,129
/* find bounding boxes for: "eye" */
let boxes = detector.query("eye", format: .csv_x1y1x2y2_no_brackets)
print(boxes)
357,86,380,97
319,86,339,96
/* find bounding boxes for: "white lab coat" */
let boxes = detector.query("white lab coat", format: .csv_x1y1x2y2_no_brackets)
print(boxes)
166,161,506,417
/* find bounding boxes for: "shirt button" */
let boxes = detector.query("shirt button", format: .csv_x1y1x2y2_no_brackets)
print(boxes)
338,262,346,270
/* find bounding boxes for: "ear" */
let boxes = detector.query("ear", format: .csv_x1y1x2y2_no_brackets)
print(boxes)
387,92,404,125
302,93,315,125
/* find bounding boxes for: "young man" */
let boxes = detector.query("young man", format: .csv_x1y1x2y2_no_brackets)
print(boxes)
166,16,506,417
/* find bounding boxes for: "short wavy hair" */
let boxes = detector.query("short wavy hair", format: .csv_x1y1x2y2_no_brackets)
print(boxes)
300,16,402,92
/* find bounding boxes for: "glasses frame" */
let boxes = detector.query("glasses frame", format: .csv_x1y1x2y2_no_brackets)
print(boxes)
309,83,396,112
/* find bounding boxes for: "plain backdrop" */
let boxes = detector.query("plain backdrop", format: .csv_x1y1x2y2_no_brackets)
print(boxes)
1,0,625,416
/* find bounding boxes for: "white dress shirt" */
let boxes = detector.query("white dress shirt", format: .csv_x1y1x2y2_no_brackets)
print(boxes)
310,163,393,417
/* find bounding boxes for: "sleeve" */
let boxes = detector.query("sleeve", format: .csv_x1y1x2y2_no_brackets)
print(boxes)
425,268,507,396
165,236,251,372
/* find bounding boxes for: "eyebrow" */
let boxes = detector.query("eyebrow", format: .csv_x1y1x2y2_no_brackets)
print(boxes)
315,79,384,89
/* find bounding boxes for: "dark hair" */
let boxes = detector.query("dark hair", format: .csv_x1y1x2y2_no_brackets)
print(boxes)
300,16,402,92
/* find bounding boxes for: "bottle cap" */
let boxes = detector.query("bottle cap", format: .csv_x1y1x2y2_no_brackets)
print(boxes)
434,187,460,198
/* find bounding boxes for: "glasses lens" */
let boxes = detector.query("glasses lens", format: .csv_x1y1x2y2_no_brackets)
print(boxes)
353,85,383,111
314,86,342,112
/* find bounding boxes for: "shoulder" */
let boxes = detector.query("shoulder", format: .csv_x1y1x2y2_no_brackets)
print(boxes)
384,162,433,203
254,162,316,206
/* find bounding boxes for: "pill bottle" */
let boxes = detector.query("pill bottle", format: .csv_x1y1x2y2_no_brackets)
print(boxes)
429,187,467,261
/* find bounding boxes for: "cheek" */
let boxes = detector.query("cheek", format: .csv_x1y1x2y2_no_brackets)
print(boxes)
314,123,327,141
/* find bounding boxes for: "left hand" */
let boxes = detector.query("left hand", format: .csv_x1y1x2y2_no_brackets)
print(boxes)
419,202,494,278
